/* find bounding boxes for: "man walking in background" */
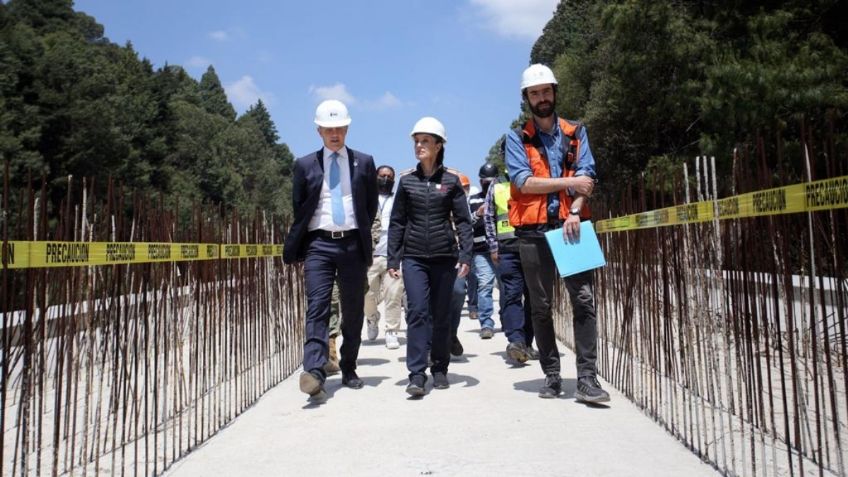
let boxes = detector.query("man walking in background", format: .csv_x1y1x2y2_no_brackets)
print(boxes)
364,165,405,350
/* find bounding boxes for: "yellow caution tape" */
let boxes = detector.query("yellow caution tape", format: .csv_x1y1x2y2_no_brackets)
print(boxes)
596,175,848,233
1,241,283,270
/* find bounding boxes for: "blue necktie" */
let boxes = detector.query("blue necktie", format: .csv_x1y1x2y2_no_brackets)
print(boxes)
329,152,345,225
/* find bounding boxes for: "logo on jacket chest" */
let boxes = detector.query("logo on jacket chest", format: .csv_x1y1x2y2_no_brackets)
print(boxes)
433,183,452,194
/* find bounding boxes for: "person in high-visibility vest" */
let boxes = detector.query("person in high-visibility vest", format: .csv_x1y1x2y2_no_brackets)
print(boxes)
482,160,539,364
504,64,609,403
467,162,500,339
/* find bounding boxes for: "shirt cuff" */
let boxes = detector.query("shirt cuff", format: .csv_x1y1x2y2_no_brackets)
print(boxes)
512,170,532,189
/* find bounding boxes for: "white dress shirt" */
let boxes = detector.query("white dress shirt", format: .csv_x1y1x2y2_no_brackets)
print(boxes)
373,193,395,257
308,147,359,231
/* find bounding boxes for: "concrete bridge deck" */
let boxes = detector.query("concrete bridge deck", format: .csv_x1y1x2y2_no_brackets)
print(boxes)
164,305,718,477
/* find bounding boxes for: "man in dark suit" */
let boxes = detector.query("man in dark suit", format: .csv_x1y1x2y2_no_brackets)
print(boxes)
283,99,378,398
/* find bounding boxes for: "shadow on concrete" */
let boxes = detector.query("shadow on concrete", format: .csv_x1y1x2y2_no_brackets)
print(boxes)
578,401,611,410
301,385,336,408
461,328,504,335
447,372,480,388
489,350,530,367
512,377,577,399
397,354,479,364
449,353,478,363
300,375,392,408
357,375,391,387
357,358,391,366
362,337,408,347
392,373,479,389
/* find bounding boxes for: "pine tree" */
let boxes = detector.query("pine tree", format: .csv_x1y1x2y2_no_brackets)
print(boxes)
241,100,278,144
239,100,294,176
199,65,235,120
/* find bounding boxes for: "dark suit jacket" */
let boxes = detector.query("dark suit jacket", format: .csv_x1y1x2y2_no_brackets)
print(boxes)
283,147,378,265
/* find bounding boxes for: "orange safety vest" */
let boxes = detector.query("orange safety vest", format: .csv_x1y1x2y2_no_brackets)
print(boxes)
508,118,591,227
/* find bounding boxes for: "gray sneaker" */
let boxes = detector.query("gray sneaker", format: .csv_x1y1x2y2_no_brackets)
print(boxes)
575,376,610,403
432,372,449,389
538,373,562,399
406,374,426,397
480,327,494,339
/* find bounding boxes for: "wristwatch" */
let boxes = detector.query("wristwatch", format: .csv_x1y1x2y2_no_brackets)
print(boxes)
569,206,581,216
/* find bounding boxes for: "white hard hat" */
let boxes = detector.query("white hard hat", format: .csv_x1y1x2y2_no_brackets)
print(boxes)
521,64,558,91
410,116,447,143
314,99,352,127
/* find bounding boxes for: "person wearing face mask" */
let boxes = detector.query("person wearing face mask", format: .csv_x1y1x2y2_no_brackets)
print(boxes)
387,117,473,396
362,165,405,350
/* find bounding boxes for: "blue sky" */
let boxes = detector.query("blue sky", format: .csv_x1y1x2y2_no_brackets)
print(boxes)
74,0,559,189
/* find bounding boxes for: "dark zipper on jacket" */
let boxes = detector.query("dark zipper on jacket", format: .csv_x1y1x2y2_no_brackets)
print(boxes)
425,178,431,256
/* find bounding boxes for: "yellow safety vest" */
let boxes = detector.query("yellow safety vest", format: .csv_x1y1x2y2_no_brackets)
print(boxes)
493,183,515,241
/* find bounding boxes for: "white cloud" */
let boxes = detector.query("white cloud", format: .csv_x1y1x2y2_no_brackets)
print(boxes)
186,56,212,69
373,91,402,109
469,0,559,39
308,84,406,110
225,75,274,111
308,83,357,105
209,30,229,42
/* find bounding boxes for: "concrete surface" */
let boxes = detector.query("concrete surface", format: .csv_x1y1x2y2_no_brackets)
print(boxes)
164,301,718,477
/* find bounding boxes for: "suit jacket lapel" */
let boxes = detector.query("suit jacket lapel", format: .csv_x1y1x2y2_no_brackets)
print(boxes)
346,146,357,200
312,149,325,201
316,148,325,172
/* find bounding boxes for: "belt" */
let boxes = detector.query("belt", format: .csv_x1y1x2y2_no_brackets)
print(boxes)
311,229,358,239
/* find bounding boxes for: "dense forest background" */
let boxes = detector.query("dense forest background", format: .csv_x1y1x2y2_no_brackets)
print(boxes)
488,0,847,197
1,0,846,228
0,0,294,224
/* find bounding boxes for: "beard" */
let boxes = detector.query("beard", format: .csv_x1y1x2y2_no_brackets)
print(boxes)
530,99,555,118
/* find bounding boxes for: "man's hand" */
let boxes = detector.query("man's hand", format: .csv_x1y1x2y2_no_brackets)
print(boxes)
457,263,470,278
490,251,499,266
388,268,400,279
475,206,485,218
569,176,595,196
563,214,581,243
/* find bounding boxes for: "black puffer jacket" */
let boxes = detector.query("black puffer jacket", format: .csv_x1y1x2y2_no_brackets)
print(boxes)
387,164,473,269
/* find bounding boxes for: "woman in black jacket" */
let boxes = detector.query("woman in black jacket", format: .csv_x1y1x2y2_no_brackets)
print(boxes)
387,117,473,396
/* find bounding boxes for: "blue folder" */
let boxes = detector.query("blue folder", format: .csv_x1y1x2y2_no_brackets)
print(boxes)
543,221,606,277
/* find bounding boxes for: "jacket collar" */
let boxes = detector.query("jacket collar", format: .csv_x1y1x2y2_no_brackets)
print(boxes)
414,162,444,180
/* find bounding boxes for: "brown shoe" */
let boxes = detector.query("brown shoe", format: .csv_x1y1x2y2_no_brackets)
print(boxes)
299,371,324,397
323,336,340,374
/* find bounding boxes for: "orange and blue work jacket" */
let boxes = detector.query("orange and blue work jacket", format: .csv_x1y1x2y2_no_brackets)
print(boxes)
504,117,596,233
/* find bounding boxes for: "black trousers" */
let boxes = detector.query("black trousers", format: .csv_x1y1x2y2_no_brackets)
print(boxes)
302,235,367,377
402,256,457,378
518,236,598,377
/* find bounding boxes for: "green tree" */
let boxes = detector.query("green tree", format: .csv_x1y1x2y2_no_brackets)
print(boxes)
527,0,847,192
240,100,295,176
199,65,235,120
